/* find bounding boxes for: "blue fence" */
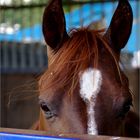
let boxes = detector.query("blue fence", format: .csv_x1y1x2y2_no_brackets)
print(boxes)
0,0,139,73
0,132,78,140
0,1,139,53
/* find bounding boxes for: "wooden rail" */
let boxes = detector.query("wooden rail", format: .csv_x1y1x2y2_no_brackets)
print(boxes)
0,128,139,140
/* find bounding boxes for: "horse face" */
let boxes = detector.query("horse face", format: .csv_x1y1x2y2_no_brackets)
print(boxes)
39,46,132,136
90,50,132,136
39,0,135,136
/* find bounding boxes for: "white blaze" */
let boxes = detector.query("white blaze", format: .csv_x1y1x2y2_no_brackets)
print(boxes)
79,68,102,135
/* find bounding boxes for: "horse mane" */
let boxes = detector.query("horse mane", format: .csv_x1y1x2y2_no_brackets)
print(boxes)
39,28,122,96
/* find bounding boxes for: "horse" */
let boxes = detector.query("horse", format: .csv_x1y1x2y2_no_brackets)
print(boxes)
34,0,139,138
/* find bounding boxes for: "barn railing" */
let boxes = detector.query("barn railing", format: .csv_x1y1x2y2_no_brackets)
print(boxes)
0,0,139,135
0,0,139,74
0,41,48,73
0,41,137,74
0,128,139,140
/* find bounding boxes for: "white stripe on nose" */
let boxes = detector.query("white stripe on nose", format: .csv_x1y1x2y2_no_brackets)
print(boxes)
79,68,102,135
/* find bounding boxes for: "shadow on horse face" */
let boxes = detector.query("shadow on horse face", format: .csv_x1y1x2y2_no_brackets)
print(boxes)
37,0,139,137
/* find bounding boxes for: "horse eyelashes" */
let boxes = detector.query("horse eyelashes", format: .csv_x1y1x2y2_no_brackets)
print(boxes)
44,111,55,119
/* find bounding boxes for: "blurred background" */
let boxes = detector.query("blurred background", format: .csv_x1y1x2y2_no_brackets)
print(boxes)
0,0,139,129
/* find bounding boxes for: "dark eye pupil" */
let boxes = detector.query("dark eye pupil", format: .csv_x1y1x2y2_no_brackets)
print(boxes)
119,103,131,118
123,105,130,113
41,104,50,112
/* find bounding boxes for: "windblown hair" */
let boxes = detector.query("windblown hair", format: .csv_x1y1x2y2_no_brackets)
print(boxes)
39,28,121,95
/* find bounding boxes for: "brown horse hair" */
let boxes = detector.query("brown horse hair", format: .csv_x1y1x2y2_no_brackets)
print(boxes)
39,28,123,97
7,78,40,108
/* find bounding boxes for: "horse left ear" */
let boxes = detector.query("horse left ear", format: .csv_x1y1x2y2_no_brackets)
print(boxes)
104,0,133,52
42,0,68,51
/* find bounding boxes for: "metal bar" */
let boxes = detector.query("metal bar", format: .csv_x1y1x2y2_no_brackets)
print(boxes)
3,42,9,69
11,43,18,69
37,44,44,68
0,0,137,10
28,4,35,69
20,45,26,69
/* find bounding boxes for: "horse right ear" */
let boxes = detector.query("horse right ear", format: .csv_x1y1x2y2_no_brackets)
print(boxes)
42,0,68,51
104,0,133,53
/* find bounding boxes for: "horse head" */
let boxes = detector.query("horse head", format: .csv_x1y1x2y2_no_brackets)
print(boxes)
38,0,139,137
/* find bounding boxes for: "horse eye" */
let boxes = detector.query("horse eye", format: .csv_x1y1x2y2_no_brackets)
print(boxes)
40,103,50,112
123,104,131,113
40,103,55,119
119,101,132,118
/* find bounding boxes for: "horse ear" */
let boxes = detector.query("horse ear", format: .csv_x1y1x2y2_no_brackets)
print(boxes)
42,0,68,51
104,0,133,52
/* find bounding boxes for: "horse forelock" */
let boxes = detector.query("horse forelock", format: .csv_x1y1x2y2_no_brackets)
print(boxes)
39,28,122,96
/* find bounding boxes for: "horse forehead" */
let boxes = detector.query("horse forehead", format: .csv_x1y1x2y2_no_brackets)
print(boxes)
79,68,102,101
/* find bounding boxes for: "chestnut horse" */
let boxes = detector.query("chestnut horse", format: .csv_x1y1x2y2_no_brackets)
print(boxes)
35,0,139,138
